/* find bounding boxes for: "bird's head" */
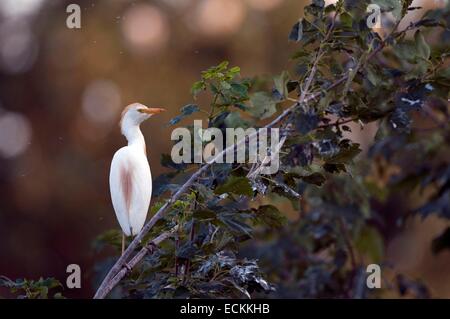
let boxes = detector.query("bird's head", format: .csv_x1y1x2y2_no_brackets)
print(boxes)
120,103,165,132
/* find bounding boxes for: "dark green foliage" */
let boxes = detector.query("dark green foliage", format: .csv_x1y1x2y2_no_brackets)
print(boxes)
0,276,64,299
214,176,253,197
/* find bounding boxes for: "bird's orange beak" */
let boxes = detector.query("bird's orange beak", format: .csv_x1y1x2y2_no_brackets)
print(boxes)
138,107,166,115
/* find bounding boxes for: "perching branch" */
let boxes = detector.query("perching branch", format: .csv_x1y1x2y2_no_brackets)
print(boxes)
94,227,178,299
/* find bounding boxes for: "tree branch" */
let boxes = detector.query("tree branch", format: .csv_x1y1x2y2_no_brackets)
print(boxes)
94,227,178,299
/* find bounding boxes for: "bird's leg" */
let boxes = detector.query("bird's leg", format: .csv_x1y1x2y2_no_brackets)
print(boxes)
121,233,125,255
175,235,179,277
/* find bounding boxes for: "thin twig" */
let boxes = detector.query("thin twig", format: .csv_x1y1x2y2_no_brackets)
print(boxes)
317,117,359,129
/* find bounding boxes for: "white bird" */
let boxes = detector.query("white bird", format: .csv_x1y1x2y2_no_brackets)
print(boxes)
109,103,165,253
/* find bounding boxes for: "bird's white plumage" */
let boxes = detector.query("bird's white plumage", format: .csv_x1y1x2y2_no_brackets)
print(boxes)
109,144,152,236
109,103,164,237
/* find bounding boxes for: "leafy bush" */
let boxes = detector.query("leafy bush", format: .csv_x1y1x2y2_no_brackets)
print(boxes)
0,276,63,299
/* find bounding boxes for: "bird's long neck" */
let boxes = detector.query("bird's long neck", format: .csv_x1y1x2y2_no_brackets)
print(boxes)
121,121,146,154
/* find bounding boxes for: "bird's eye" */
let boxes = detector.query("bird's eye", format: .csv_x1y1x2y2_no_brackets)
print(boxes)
137,108,146,113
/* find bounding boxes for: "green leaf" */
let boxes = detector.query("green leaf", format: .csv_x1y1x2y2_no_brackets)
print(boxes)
340,12,353,29
288,19,303,42
215,176,253,197
220,81,231,90
302,172,326,186
168,104,199,126
225,112,250,128
191,80,206,96
195,183,215,200
228,66,241,78
218,213,253,237
255,205,287,228
437,67,450,79
366,65,381,86
230,83,248,98
176,242,197,259
394,42,417,62
273,71,290,100
414,30,430,60
355,226,384,263
217,61,229,71
93,229,122,251
53,292,65,299
327,143,362,164
372,0,402,21
248,92,277,120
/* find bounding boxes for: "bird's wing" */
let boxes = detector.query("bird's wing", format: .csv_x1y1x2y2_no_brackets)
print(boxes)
109,147,152,236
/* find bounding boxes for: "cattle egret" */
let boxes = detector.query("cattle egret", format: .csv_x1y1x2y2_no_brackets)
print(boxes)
109,103,165,253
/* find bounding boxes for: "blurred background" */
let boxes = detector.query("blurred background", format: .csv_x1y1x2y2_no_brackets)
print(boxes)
0,0,447,298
